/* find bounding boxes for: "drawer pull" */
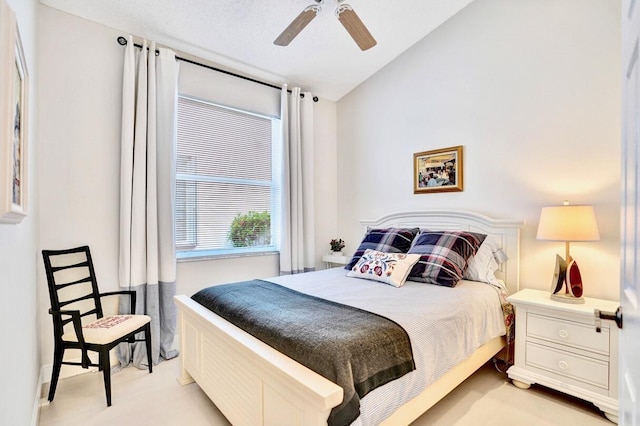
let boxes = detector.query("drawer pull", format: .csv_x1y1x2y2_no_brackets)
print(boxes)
558,360,569,370
558,329,569,339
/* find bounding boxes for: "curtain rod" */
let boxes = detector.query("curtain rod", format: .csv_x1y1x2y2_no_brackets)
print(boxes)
116,36,318,102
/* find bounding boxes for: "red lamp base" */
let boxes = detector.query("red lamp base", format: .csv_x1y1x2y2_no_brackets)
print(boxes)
550,256,585,304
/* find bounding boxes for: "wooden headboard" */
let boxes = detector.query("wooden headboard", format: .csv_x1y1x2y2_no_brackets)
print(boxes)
360,210,525,294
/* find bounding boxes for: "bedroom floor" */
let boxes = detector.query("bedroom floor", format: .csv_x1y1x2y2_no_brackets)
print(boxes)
38,358,612,426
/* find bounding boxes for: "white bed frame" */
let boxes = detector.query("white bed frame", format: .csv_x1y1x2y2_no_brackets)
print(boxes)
174,210,524,426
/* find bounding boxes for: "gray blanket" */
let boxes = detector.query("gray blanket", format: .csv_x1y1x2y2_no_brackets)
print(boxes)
192,280,415,426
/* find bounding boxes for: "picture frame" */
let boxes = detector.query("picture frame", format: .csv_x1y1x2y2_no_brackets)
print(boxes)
0,0,28,224
413,145,463,194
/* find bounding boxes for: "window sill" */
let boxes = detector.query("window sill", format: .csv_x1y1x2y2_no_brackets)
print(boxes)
177,250,279,263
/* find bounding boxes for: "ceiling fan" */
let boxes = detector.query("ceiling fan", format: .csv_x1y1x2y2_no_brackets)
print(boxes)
274,0,377,51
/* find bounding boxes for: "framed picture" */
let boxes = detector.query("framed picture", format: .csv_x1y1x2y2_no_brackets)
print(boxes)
0,0,28,224
413,145,463,194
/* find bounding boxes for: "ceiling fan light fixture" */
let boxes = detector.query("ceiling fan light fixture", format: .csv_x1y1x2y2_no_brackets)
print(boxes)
335,3,377,51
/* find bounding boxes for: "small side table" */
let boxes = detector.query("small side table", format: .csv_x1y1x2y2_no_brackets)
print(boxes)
507,288,619,423
321,254,349,268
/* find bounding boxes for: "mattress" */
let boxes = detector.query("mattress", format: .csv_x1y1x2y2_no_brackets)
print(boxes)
267,267,507,426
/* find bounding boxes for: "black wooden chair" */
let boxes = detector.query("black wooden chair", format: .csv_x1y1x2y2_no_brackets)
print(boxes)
42,245,152,406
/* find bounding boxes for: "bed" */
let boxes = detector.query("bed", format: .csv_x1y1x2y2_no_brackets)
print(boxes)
174,210,524,425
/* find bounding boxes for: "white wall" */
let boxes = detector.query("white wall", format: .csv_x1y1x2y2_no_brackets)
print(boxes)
313,99,339,258
0,0,39,424
37,5,339,373
336,0,621,301
38,6,124,375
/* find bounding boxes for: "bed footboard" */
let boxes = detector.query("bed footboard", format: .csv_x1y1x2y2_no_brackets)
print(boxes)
174,295,343,426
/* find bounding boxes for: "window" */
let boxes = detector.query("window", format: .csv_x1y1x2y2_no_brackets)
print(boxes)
175,96,281,259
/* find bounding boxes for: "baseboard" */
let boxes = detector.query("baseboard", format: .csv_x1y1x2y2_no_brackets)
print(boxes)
31,369,44,426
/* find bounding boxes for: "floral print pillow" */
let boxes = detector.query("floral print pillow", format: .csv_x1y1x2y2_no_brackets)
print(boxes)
347,249,420,288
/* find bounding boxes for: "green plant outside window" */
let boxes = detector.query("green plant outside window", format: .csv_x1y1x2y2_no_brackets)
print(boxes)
229,211,271,247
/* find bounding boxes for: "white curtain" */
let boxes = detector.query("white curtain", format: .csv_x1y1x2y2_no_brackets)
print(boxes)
118,36,179,368
280,85,316,274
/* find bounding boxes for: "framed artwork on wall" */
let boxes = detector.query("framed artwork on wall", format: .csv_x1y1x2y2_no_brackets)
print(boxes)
0,0,29,224
413,145,463,194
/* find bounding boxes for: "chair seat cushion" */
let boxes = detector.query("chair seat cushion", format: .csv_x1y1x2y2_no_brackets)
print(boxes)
63,315,151,345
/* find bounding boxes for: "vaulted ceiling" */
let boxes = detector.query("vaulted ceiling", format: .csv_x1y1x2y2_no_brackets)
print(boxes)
41,0,475,101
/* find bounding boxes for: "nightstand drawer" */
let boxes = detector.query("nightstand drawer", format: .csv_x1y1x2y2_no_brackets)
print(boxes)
526,342,609,389
527,313,609,355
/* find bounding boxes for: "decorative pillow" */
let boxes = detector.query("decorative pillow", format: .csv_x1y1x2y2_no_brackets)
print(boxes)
407,230,487,287
347,249,421,287
344,227,420,270
463,236,507,285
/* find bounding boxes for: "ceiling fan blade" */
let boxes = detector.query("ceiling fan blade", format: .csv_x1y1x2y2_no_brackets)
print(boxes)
336,4,377,51
274,5,321,46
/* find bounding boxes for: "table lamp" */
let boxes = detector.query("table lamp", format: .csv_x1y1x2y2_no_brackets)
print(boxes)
536,202,600,304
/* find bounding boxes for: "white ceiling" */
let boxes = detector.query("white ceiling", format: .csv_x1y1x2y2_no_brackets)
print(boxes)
40,0,475,101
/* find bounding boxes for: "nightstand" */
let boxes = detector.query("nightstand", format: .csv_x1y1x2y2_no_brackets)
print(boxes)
507,289,619,423
321,253,349,268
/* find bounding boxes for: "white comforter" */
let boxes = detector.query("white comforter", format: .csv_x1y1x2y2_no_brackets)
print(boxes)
267,267,506,426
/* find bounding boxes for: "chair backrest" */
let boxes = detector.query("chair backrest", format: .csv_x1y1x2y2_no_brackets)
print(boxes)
42,246,105,337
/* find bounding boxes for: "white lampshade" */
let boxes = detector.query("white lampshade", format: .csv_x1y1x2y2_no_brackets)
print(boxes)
536,205,600,242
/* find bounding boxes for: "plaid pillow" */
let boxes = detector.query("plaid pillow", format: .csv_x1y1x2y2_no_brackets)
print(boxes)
407,231,487,287
345,227,420,270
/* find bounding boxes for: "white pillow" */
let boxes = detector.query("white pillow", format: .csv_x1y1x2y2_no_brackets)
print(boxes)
347,249,421,288
464,236,506,285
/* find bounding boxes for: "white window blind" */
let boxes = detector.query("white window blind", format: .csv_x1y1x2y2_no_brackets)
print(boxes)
176,96,281,258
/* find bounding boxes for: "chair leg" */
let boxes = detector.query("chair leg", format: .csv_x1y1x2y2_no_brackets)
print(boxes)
48,344,64,402
145,323,153,374
100,347,112,407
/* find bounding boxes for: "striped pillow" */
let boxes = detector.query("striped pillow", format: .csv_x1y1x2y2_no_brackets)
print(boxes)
344,227,420,270
407,230,487,287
